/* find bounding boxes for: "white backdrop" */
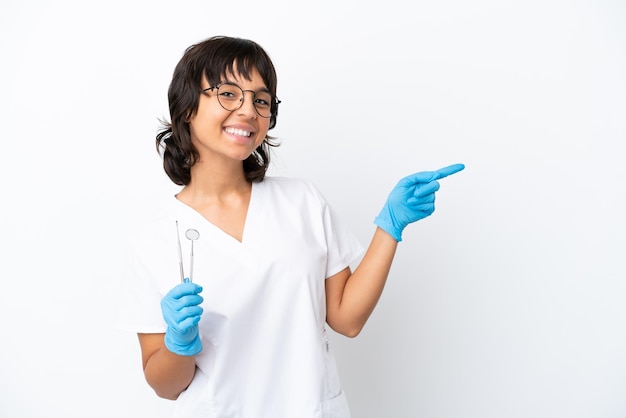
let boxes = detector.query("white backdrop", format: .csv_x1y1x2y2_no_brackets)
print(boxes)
1,1,625,417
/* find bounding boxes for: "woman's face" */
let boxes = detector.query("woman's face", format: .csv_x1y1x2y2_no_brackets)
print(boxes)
188,66,271,164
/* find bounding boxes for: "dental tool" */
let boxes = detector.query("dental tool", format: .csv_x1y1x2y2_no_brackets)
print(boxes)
185,228,200,282
176,221,185,283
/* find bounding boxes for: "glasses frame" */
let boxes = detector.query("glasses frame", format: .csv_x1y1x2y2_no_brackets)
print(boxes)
202,82,281,119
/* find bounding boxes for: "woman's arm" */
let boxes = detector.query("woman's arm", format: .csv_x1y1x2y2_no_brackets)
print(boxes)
325,227,398,337
325,164,465,337
137,333,197,400
136,281,204,399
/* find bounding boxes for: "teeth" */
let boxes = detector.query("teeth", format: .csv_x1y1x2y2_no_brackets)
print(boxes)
224,127,252,137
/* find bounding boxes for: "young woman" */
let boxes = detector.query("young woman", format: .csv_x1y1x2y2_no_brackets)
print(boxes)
117,35,464,418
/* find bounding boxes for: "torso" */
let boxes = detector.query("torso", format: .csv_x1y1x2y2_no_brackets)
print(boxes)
122,177,364,417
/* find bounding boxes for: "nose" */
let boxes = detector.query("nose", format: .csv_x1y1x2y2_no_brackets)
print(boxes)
237,90,258,118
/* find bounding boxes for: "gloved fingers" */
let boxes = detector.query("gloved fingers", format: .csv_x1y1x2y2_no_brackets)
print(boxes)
397,163,465,187
396,171,439,188
176,294,204,309
171,311,203,331
178,314,202,330
162,293,204,312
407,193,435,205
168,306,203,330
169,295,204,312
413,203,436,214
161,293,203,329
405,196,435,210
412,180,440,198
432,163,465,180
165,282,203,300
180,304,204,317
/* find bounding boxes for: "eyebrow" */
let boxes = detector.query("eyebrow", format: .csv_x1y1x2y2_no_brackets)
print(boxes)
220,80,270,93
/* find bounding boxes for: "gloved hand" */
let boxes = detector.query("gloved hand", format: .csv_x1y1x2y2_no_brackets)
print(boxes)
374,163,465,241
161,281,204,356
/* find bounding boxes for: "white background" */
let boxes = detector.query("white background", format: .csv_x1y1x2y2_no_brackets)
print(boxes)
1,1,625,417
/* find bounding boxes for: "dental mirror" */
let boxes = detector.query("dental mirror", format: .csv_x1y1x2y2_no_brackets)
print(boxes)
185,229,200,241
185,229,200,282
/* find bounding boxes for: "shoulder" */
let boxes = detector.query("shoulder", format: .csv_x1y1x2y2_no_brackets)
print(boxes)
260,176,327,203
260,176,327,207
261,175,315,188
125,195,181,251
261,176,321,194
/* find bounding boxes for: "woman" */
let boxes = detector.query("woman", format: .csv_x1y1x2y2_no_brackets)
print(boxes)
117,35,464,417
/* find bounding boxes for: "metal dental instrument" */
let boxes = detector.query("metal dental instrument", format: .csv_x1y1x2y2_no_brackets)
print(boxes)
176,221,185,283
185,229,200,282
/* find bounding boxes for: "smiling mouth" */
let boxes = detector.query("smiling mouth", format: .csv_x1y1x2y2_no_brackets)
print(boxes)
224,127,253,137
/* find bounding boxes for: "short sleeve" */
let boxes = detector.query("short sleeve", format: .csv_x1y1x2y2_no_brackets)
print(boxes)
115,235,168,334
305,181,364,278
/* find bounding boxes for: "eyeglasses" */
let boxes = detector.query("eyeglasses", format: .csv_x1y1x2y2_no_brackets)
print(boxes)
202,82,280,119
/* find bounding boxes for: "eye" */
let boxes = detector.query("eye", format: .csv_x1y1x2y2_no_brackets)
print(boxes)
218,84,241,101
254,92,272,108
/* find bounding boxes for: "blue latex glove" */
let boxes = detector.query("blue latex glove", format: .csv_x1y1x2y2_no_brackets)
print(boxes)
374,163,465,241
160,281,204,356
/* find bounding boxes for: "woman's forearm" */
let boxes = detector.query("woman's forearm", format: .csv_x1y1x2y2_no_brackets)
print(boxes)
138,333,197,400
326,227,398,336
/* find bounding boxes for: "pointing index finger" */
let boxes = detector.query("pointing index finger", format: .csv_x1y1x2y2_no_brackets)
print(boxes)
433,163,465,180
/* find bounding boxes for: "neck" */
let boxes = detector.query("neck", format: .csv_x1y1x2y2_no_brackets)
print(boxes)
177,159,250,203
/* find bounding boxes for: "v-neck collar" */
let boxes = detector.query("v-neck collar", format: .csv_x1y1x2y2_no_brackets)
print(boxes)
171,181,262,247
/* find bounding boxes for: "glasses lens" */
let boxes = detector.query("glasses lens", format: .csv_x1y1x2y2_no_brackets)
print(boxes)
253,91,273,118
216,84,243,111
